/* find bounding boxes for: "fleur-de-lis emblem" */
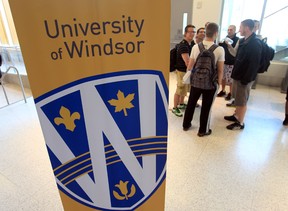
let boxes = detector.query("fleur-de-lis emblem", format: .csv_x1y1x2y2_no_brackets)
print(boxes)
113,180,136,200
54,106,80,132
108,90,135,116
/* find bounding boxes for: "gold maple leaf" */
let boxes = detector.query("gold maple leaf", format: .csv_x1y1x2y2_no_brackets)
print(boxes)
108,90,135,116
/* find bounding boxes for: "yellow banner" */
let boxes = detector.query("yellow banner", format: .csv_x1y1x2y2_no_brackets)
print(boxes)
9,0,170,210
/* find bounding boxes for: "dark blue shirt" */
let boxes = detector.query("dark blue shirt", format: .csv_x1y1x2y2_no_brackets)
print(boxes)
231,33,262,84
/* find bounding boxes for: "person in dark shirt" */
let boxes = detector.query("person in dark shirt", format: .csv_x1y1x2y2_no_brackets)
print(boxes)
224,19,262,130
172,24,196,117
284,86,288,126
217,25,239,100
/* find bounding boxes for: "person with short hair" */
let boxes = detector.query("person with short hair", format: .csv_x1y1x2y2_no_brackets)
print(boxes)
251,20,263,89
224,19,262,130
172,24,196,117
194,27,205,45
253,20,262,39
217,25,239,101
183,23,224,137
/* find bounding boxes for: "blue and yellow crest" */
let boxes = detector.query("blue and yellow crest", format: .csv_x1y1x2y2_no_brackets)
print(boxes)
35,70,168,210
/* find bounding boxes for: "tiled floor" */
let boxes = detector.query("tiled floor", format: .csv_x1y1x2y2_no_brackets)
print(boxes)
0,73,287,211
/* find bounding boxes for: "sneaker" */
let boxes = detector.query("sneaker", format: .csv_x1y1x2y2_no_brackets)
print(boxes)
283,118,288,126
217,90,226,97
225,93,231,101
224,115,238,122
172,107,183,117
226,100,235,107
178,103,187,110
197,129,212,137
227,122,244,130
183,123,192,131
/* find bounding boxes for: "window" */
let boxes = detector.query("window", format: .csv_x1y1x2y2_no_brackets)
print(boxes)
0,0,18,46
182,13,188,34
220,0,288,63
0,0,25,74
261,2,288,62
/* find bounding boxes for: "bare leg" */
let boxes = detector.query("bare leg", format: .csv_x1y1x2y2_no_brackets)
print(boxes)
221,79,226,92
234,106,247,124
174,93,180,108
229,84,232,95
179,95,185,105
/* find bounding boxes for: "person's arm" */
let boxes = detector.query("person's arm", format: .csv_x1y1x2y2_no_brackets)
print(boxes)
241,40,262,84
186,57,195,72
227,39,239,57
217,61,224,85
181,53,190,67
186,45,197,71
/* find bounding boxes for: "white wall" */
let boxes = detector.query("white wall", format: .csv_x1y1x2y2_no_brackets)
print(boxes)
170,0,193,44
192,0,223,29
258,62,288,88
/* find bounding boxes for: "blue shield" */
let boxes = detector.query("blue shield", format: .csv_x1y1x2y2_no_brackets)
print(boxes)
35,70,168,210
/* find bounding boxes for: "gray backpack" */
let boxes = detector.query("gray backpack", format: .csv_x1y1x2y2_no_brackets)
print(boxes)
191,42,218,89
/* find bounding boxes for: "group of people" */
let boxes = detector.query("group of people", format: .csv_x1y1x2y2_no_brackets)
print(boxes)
172,19,288,137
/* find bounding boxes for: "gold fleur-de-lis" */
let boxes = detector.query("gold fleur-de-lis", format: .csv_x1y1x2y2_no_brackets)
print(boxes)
113,180,136,200
54,106,80,132
108,90,135,116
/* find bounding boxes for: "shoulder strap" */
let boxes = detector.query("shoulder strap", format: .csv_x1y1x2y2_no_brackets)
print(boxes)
208,44,218,52
198,42,205,52
193,43,205,70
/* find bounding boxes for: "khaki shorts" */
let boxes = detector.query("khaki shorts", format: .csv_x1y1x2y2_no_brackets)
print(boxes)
175,70,189,97
233,80,254,106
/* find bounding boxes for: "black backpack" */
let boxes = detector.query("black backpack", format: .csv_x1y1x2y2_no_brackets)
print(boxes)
170,44,178,72
257,38,275,73
191,42,218,90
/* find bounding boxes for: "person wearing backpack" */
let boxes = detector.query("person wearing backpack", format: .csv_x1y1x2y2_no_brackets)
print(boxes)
224,19,262,130
172,24,196,117
182,23,224,137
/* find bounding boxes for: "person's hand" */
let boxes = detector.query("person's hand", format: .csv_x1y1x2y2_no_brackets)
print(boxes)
225,41,232,48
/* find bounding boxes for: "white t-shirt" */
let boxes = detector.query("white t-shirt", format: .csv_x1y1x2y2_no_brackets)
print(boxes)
190,40,225,65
